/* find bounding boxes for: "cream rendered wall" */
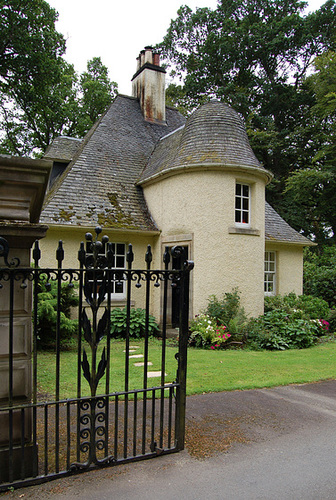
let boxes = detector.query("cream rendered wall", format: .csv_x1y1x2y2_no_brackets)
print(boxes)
265,242,304,296
39,226,160,314
143,169,267,318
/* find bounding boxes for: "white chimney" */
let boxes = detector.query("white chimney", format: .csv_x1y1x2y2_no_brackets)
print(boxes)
131,46,166,125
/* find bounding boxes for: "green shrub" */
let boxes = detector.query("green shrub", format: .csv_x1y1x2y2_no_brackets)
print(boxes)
110,307,160,338
188,313,231,349
36,278,78,349
247,309,323,350
264,292,330,320
204,289,247,341
206,289,241,325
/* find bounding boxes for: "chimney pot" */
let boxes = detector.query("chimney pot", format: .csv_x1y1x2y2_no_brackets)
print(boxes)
153,53,160,66
144,47,153,64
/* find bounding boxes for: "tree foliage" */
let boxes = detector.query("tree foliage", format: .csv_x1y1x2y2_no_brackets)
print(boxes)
159,0,336,226
284,51,336,243
303,246,336,308
0,1,118,157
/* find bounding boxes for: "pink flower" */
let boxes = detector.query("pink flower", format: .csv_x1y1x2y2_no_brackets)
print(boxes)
211,346,215,350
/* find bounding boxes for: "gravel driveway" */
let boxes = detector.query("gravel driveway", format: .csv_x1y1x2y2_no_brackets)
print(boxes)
4,380,336,499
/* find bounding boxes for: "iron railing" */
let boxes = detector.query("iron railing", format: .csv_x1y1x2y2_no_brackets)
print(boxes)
0,227,193,490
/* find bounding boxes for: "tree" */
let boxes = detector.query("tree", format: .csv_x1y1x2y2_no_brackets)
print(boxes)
0,59,79,155
0,2,118,157
0,0,65,93
75,57,118,137
284,51,336,244
159,0,336,209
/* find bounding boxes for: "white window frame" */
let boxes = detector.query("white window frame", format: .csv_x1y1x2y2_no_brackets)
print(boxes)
86,241,127,299
235,183,251,227
264,251,276,296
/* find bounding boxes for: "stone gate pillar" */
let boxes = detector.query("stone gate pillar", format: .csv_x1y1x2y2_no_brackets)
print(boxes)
0,155,51,481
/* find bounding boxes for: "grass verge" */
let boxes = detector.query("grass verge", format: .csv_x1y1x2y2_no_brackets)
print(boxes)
37,340,336,400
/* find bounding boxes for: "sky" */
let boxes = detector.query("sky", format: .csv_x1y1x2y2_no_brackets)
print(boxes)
48,0,327,95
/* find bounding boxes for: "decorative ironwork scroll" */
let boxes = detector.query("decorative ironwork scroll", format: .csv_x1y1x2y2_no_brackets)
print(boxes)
72,227,114,469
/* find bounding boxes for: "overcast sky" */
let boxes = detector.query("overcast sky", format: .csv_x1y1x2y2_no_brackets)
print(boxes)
48,0,327,95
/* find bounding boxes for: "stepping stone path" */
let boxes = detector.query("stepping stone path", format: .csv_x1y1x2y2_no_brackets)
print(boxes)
123,346,167,378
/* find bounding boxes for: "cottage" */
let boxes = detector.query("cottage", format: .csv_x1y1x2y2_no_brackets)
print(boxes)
39,46,313,323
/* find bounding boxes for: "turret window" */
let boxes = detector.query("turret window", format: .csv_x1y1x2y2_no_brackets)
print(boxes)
235,183,250,226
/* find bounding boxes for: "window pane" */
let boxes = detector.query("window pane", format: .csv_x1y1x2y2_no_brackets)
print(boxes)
235,210,241,223
242,211,249,223
236,184,241,195
243,198,249,210
116,255,124,268
116,243,125,255
242,184,249,197
235,198,241,209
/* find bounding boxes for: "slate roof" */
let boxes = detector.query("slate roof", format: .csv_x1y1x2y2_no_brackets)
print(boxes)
139,100,271,184
40,95,186,230
44,136,82,162
265,202,314,245
41,95,311,246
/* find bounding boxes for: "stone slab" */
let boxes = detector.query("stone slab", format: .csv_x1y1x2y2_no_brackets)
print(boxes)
148,371,167,378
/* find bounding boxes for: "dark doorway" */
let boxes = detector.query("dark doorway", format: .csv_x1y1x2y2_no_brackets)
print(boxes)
171,246,188,328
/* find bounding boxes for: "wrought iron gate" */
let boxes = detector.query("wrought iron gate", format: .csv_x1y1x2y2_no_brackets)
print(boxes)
0,227,193,490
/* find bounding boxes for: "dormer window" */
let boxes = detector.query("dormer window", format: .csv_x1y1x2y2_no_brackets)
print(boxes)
235,183,250,226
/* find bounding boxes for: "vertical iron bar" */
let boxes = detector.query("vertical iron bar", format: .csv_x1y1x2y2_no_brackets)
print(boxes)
160,247,170,448
133,392,137,456
77,242,85,462
142,245,152,455
151,389,156,452
105,243,113,458
55,241,64,473
114,395,119,460
44,405,48,475
168,386,173,449
124,245,133,459
8,270,14,483
175,258,192,451
67,402,71,470
32,241,40,477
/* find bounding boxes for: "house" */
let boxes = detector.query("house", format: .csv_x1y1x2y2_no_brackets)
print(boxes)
39,46,313,324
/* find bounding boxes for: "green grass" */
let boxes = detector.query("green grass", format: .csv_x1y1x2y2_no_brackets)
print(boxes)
37,340,336,400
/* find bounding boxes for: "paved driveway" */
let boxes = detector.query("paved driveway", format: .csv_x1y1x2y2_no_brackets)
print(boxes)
7,380,336,499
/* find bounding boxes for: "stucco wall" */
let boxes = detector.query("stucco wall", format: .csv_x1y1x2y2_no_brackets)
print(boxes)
265,242,304,296
39,226,161,314
143,169,267,318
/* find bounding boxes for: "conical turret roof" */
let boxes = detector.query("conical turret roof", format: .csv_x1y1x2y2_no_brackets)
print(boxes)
138,100,272,184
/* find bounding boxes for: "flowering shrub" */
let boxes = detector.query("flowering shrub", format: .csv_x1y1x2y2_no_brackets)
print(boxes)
315,319,329,333
189,313,231,349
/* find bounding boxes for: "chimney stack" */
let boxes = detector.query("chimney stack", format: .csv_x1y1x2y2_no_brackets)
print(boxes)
131,46,166,125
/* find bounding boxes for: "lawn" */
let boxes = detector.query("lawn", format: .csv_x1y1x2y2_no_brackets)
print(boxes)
36,339,336,400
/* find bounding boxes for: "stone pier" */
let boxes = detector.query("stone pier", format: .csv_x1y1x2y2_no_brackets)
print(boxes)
0,155,51,480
